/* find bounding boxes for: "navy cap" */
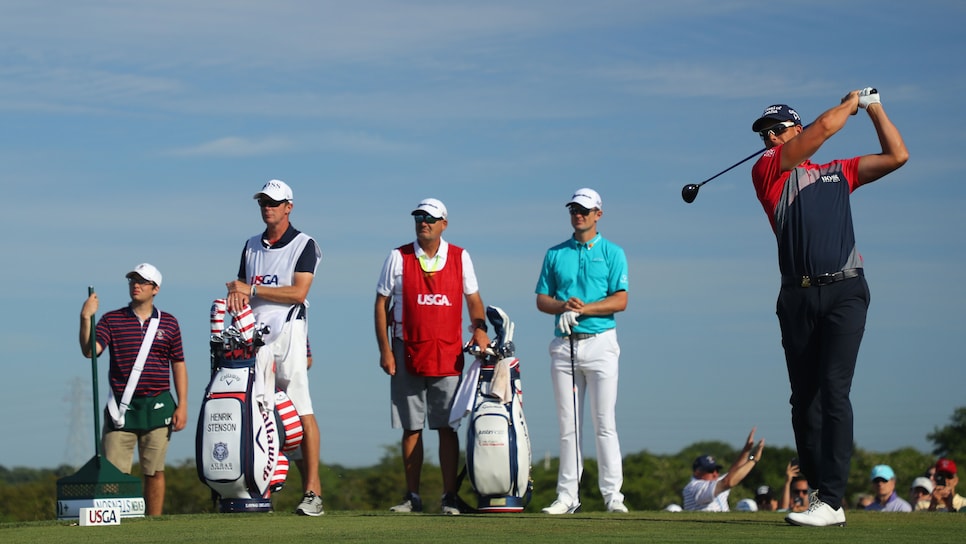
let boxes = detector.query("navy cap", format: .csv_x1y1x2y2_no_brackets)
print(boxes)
752,104,802,132
693,454,723,473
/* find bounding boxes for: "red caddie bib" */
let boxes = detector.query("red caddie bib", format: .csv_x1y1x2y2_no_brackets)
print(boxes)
400,243,465,376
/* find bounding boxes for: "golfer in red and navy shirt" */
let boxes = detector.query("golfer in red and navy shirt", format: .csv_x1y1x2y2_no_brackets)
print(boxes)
750,89,908,527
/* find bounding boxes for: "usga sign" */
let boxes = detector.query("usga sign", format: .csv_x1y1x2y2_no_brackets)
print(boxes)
79,507,121,526
58,496,145,519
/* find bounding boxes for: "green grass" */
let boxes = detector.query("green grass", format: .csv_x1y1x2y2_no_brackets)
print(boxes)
2,510,964,543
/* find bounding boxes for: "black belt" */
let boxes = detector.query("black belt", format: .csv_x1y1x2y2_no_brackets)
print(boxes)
783,268,863,288
567,332,600,341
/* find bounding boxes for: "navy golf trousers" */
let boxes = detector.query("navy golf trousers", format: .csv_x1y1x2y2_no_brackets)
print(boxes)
776,275,870,508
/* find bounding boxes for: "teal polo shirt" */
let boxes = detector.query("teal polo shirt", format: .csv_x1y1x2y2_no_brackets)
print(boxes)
535,233,629,336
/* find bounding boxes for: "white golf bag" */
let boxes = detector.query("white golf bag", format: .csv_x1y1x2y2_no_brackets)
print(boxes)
196,299,301,513
452,306,532,512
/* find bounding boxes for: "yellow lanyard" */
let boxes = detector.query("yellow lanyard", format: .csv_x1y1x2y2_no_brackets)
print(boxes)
418,253,442,273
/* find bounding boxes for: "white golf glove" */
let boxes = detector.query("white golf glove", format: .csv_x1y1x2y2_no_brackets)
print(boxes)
557,311,580,335
858,87,880,109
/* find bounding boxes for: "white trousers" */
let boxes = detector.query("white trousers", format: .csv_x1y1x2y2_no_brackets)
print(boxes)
549,328,623,505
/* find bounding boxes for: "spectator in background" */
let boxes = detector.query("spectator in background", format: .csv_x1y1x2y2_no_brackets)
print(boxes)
855,494,874,509
683,427,764,511
786,477,810,513
755,485,778,511
916,458,966,512
909,476,934,508
780,460,807,512
865,465,911,512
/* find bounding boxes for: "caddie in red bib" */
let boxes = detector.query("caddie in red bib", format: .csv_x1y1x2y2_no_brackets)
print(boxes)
375,197,490,515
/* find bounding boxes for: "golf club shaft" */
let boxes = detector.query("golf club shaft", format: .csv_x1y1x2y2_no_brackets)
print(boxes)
696,147,766,187
570,334,580,502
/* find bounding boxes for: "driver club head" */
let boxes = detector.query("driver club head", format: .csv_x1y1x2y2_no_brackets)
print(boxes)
681,183,699,203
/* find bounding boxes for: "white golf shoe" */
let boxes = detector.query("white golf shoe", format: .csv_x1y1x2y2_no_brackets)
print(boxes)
606,498,629,513
785,495,846,527
542,498,581,514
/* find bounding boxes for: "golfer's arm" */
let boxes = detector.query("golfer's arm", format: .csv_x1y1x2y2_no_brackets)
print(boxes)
536,293,565,315
580,290,627,316
780,97,856,171
856,104,909,185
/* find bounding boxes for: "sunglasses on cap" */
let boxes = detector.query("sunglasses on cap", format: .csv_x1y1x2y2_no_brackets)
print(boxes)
258,197,289,208
758,121,797,141
413,214,443,224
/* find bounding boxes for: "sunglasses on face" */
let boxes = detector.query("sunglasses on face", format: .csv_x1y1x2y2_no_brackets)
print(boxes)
793,489,809,495
569,205,596,216
872,478,889,484
758,121,796,141
128,277,155,286
413,214,443,224
258,198,288,208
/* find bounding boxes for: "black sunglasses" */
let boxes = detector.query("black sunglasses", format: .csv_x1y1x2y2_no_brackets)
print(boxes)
568,205,596,216
258,198,288,208
413,214,443,224
128,277,155,286
758,121,797,141
793,489,809,495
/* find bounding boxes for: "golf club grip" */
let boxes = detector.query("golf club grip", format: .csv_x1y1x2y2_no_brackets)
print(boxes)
698,147,767,186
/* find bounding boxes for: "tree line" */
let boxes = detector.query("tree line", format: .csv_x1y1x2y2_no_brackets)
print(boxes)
3,407,963,522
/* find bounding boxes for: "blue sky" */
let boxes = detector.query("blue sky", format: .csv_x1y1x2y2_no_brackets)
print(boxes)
2,1,964,473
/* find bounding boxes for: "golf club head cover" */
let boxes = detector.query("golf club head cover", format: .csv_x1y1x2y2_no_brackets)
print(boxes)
858,87,880,109
210,298,227,337
275,389,304,453
486,305,512,351
269,453,289,493
558,311,579,335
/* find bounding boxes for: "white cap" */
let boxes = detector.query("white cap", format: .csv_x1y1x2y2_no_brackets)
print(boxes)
736,498,758,512
253,179,293,202
126,263,162,287
566,188,602,210
412,198,448,219
911,476,934,494
664,503,682,512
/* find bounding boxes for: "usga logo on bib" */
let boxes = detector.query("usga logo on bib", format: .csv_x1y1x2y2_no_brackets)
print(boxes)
417,294,452,306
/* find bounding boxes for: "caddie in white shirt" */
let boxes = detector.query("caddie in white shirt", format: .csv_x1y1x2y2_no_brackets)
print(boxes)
225,179,324,517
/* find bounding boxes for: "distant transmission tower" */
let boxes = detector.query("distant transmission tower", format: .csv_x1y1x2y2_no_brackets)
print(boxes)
63,376,92,469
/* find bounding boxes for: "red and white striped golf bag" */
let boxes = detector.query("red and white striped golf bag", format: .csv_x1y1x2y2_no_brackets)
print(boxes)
196,299,302,513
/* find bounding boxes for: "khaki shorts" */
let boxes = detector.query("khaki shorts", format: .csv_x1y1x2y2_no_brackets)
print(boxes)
103,426,171,476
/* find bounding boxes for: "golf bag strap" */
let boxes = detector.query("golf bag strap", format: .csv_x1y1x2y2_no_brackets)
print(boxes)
108,316,160,428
